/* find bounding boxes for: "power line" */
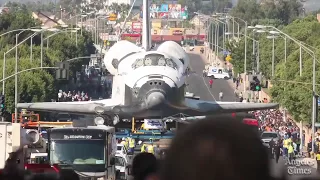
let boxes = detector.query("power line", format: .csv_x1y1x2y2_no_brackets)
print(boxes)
271,79,320,86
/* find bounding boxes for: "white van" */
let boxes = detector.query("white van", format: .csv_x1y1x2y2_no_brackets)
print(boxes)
115,154,129,180
116,144,128,156
207,67,230,79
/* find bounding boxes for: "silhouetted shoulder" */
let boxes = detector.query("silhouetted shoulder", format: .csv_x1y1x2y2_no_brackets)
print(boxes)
161,118,269,180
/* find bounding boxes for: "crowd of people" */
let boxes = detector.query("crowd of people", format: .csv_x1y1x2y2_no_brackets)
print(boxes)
57,90,91,102
2,117,320,180
254,109,301,138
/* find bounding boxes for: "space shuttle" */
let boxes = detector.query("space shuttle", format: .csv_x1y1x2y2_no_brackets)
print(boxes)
17,0,278,122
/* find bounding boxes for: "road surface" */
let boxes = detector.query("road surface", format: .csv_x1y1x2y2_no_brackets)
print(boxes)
186,53,237,102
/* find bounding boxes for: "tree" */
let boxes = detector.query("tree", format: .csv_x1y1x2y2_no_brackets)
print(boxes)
0,58,55,113
230,0,303,25
0,10,95,114
230,15,320,123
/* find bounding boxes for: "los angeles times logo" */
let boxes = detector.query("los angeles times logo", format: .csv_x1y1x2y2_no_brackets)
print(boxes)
285,155,314,175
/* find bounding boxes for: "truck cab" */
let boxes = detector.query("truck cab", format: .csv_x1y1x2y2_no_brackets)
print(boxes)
47,125,117,180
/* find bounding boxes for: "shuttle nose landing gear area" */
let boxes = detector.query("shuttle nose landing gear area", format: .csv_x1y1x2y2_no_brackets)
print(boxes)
137,79,172,103
146,92,165,108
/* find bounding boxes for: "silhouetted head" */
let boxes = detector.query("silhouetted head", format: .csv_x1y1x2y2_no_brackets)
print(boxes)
132,152,159,180
161,117,269,180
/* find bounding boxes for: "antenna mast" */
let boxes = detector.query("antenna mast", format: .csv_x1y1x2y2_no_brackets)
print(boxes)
142,0,151,50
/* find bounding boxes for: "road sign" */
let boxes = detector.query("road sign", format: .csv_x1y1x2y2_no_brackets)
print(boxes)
107,21,116,25
226,55,232,62
108,13,117,21
108,35,118,42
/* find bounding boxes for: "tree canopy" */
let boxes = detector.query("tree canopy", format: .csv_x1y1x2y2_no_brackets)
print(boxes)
230,0,303,26
229,14,320,123
0,9,95,114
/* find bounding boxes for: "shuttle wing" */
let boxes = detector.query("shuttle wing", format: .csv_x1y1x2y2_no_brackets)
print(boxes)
16,99,120,115
184,98,278,113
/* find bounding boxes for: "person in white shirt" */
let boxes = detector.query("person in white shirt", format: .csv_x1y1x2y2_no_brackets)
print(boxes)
242,98,247,103
219,91,223,101
57,90,62,102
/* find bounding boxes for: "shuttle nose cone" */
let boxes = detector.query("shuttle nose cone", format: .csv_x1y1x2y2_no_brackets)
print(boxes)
146,92,165,108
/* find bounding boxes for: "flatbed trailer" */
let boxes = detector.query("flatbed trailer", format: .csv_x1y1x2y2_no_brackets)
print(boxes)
115,129,174,140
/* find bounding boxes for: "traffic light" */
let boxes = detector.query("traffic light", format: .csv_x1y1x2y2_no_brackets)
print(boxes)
255,83,261,91
55,62,69,80
252,75,261,91
0,95,5,116
250,82,256,91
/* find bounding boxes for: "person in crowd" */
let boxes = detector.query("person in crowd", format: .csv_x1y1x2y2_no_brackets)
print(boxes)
209,79,213,88
268,138,275,159
56,90,91,102
132,153,159,180
316,150,320,173
274,141,281,163
161,117,270,180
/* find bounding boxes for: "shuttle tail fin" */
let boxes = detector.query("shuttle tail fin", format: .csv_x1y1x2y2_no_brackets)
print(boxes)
142,0,151,50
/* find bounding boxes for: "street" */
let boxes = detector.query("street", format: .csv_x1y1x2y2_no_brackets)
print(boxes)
186,53,237,102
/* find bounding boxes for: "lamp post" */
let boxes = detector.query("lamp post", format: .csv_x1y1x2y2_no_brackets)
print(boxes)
80,14,88,35
45,29,79,49
266,35,278,77
225,15,247,92
2,29,43,96
269,31,287,63
255,24,317,152
13,32,41,123
0,67,60,84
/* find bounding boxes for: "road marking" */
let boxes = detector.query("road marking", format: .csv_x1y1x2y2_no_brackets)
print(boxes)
202,76,216,101
188,54,216,101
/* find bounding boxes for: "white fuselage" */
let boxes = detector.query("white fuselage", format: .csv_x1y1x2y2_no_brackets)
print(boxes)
104,41,190,108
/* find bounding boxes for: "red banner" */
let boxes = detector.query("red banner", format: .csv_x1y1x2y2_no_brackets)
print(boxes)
132,22,142,32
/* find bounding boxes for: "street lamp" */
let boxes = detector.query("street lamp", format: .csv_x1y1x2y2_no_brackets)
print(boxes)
80,14,88,35
256,24,317,152
2,29,43,96
45,29,79,49
266,35,278,77
269,30,287,64
225,15,248,93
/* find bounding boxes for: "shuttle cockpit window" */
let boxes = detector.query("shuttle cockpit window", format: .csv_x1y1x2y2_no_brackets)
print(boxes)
132,54,177,69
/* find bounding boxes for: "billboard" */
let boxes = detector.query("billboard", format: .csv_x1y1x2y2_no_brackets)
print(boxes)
132,22,142,32
141,4,189,20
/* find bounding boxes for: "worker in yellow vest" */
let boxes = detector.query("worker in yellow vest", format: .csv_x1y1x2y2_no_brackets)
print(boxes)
283,138,288,159
128,136,135,154
120,138,126,145
147,144,154,154
316,152,320,172
141,144,147,152
288,142,295,161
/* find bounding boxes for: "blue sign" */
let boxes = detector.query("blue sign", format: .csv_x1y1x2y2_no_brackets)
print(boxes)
318,99,320,105
212,69,217,73
222,50,231,55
